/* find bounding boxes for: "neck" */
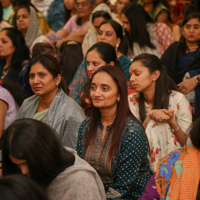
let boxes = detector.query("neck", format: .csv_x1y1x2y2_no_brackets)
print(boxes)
186,41,199,50
142,84,155,109
81,15,90,24
116,51,122,58
20,29,27,38
39,89,58,109
100,105,117,126
4,55,12,69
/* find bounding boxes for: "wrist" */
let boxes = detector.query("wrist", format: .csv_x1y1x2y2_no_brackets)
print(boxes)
194,76,200,85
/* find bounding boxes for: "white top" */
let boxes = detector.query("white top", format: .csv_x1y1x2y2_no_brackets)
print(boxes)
128,90,192,173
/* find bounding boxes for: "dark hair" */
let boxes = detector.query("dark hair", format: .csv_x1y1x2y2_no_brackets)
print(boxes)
0,2,3,22
184,1,200,18
99,20,128,54
179,12,200,56
190,115,200,149
0,27,30,81
91,10,112,23
60,41,83,86
1,80,27,106
28,54,69,94
84,65,140,159
82,42,123,96
16,4,30,14
133,53,177,122
2,119,75,188
11,0,38,12
122,3,155,50
32,43,55,59
0,175,48,200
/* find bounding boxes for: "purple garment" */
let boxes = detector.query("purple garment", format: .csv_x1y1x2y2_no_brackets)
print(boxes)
0,85,19,129
63,15,89,34
139,174,159,200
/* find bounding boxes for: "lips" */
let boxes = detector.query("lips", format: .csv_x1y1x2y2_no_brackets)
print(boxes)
33,87,42,91
93,99,102,103
189,35,194,38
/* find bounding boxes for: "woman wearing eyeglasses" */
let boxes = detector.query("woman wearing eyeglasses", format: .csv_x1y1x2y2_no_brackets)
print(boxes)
46,0,95,48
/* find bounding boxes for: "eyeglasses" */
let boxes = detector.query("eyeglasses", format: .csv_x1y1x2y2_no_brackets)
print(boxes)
75,2,89,8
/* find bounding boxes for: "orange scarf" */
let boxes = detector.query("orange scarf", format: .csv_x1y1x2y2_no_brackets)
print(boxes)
156,145,200,200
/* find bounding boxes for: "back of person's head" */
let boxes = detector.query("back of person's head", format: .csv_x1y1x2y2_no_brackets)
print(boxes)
184,1,200,18
133,53,177,122
1,80,27,106
32,43,55,59
1,27,30,80
179,12,200,56
0,175,48,200
0,2,3,22
60,40,83,86
11,0,37,12
2,119,75,188
122,3,155,49
28,54,69,94
85,65,137,160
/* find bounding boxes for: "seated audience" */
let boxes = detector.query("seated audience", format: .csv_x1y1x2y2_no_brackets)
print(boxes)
161,12,200,117
16,5,51,49
47,0,76,32
82,3,113,56
139,116,200,200
0,27,32,96
0,80,26,139
121,3,174,59
46,0,95,48
128,53,192,173
77,65,151,199
16,54,85,149
0,2,12,31
69,20,131,102
2,0,14,22
11,0,50,34
0,175,48,200
80,42,123,116
138,0,171,25
2,119,106,200
115,0,130,22
60,40,83,86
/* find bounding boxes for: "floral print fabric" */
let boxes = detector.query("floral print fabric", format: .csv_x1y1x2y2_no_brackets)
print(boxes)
128,90,192,173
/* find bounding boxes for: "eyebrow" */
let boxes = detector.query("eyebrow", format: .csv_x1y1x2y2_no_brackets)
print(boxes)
29,71,46,74
91,83,110,87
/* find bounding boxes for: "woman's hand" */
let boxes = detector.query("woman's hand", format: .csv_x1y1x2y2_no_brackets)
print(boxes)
177,78,197,95
149,109,174,123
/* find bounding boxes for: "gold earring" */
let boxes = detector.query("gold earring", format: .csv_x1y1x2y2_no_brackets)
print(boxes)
115,44,119,51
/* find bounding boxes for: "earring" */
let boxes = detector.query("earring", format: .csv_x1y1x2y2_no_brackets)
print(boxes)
115,44,119,51
117,96,120,103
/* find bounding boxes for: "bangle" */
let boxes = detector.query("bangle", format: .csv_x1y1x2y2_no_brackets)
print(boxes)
171,126,180,134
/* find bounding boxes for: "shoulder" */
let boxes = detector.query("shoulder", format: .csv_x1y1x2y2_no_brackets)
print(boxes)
128,92,139,104
79,117,91,129
169,90,186,102
68,14,78,22
155,22,171,32
118,55,131,65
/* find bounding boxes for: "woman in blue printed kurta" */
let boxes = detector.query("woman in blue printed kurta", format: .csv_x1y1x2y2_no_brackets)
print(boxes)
76,66,151,199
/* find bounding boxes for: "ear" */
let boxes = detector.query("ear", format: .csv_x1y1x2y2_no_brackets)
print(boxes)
151,70,160,81
109,61,115,66
55,74,62,85
116,37,121,48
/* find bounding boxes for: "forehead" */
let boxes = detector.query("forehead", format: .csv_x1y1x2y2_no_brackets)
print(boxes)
0,30,9,38
92,72,118,87
93,17,105,26
17,8,29,15
129,60,146,71
118,0,130,3
9,155,26,164
185,18,200,25
120,13,129,22
87,49,102,60
30,62,49,73
76,0,89,3
100,23,115,31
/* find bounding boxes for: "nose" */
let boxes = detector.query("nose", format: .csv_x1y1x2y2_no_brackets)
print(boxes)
87,63,93,72
33,75,39,84
130,74,135,82
190,26,194,32
93,87,101,96
21,165,29,176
